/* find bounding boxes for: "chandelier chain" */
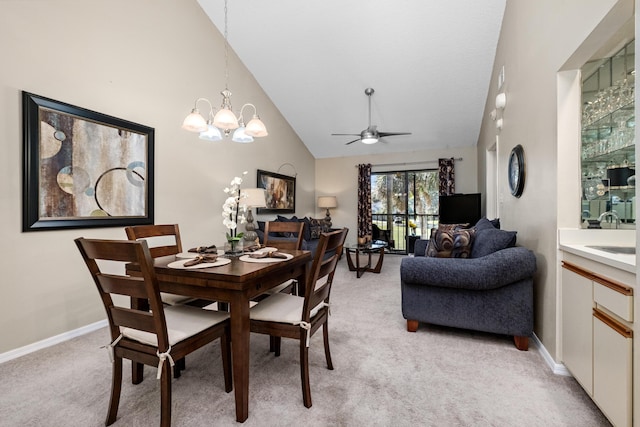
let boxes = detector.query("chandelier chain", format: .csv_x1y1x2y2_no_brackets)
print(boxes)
223,0,229,91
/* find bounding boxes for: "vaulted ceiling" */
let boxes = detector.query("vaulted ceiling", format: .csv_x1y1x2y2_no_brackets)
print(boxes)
198,0,506,159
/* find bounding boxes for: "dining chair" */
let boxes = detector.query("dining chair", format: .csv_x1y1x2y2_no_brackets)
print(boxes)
125,224,195,378
124,224,194,306
75,237,232,427
262,221,306,295
249,228,348,408
263,220,305,251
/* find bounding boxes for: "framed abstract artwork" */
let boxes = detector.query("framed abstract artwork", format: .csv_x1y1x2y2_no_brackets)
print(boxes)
256,169,295,214
22,91,154,231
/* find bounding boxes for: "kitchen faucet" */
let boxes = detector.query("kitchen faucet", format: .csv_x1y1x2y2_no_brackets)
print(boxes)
597,211,620,229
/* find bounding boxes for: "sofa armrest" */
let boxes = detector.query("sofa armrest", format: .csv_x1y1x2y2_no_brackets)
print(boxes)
400,246,536,290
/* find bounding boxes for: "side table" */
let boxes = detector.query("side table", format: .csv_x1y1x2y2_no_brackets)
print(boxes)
406,235,421,254
345,242,387,278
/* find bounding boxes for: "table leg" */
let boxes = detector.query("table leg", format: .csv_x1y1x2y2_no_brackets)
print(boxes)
370,248,385,273
230,294,250,422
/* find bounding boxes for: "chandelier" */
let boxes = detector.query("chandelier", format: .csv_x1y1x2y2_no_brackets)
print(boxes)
181,0,268,143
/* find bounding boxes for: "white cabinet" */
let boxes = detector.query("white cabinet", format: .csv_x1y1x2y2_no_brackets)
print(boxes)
561,263,593,394
593,308,633,427
561,260,634,427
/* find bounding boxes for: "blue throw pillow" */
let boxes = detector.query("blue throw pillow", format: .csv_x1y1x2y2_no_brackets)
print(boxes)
470,227,516,258
301,217,312,241
474,217,498,231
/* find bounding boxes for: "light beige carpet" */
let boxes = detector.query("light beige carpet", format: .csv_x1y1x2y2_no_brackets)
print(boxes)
0,255,610,426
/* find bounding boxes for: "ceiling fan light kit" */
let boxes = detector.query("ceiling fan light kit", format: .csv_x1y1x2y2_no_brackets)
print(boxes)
332,87,411,145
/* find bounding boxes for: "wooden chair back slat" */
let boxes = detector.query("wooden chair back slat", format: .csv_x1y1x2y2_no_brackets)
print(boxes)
125,224,183,258
98,275,148,299
264,221,305,250
110,306,157,334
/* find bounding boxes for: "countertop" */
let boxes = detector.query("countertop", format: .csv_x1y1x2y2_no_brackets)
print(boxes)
558,228,636,274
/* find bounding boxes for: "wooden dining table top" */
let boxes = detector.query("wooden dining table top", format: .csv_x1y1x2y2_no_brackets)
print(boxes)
126,249,312,423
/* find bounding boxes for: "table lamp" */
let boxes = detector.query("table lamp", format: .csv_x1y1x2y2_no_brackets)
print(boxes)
317,196,337,228
243,188,267,243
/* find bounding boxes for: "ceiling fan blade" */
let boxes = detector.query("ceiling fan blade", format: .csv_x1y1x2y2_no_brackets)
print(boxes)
378,132,412,137
332,133,360,136
345,137,362,145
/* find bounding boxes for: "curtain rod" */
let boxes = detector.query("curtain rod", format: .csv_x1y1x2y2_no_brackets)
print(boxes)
356,158,463,168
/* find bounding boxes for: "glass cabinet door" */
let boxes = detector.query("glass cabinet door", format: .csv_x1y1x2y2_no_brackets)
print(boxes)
581,39,635,228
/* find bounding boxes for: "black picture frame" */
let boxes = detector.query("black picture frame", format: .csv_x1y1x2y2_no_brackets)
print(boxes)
22,91,154,231
256,169,296,214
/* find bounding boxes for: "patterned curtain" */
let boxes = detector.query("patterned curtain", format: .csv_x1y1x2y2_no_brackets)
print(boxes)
438,158,455,195
357,163,372,240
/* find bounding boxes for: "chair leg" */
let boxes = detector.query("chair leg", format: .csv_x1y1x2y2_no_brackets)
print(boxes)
269,336,276,353
274,337,282,357
220,330,233,393
132,361,144,384
174,357,185,378
299,339,312,408
407,319,419,332
106,356,123,426
323,322,333,370
160,359,172,427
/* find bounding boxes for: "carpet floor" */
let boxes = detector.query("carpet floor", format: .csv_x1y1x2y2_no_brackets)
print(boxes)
0,255,610,426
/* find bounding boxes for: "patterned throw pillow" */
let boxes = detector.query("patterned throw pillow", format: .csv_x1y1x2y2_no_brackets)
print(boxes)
308,218,329,239
425,223,475,258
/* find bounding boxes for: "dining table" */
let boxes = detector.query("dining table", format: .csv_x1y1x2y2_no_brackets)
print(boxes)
126,249,311,423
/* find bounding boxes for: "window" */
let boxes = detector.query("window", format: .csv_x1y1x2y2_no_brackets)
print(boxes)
371,169,439,252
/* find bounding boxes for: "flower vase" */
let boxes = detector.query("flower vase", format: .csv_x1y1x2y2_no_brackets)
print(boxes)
224,238,244,257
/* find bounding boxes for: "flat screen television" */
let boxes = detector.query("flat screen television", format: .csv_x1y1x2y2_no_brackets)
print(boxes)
438,193,481,225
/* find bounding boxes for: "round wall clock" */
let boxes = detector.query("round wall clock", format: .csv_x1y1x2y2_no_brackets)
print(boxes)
508,144,525,197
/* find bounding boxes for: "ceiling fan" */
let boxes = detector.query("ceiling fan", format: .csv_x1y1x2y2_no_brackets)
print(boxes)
332,87,412,145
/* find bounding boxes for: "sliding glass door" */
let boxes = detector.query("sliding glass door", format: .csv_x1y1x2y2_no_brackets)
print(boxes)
371,169,439,253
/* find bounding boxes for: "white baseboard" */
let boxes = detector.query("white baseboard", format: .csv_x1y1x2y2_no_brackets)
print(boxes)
531,332,571,376
0,319,107,364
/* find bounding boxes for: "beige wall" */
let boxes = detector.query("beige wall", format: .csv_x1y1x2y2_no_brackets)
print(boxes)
0,0,315,353
476,0,623,359
315,147,478,246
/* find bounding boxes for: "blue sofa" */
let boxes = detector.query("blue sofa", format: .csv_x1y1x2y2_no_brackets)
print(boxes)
400,218,536,350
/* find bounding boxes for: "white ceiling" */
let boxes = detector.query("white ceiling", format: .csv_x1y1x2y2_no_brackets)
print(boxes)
197,0,506,159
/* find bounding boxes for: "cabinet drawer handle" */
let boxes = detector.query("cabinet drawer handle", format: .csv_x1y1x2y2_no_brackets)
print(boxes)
562,261,633,296
593,308,633,338
562,261,593,280
591,275,632,296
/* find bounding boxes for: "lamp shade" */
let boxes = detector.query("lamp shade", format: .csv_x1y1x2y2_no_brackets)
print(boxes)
213,108,239,130
245,116,268,137
317,196,337,209
182,109,208,132
232,126,254,143
199,124,223,141
243,188,267,208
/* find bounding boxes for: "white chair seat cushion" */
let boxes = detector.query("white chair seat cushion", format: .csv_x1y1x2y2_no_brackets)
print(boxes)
122,305,229,346
160,292,194,306
250,293,323,324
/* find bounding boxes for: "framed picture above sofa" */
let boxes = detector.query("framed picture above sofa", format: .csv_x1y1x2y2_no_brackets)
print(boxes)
257,169,295,213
